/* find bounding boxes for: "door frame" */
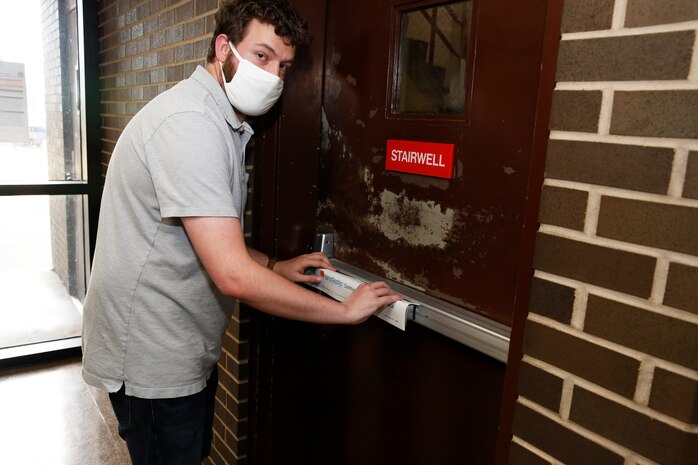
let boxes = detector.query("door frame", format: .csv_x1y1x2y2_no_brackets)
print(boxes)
493,1,564,462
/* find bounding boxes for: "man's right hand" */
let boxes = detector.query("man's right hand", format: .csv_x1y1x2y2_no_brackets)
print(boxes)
342,281,402,324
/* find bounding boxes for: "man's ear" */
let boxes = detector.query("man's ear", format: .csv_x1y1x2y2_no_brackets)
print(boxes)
214,34,232,63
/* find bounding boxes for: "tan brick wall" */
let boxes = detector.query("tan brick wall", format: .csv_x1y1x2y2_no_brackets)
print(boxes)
96,1,249,463
511,1,698,464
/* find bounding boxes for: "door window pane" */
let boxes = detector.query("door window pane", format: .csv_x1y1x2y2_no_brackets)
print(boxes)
395,1,472,115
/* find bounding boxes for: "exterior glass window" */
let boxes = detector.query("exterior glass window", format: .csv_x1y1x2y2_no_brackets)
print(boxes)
0,0,96,358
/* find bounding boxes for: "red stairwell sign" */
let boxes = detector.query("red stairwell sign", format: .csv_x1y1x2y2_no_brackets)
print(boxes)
385,139,455,179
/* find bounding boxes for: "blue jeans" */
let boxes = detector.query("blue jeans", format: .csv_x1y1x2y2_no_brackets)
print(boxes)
109,367,218,465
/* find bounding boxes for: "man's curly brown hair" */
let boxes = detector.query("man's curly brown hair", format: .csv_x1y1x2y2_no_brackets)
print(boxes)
206,0,312,62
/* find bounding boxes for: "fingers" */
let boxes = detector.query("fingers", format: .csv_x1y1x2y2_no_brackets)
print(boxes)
357,281,402,301
301,253,335,270
376,294,402,308
295,273,323,284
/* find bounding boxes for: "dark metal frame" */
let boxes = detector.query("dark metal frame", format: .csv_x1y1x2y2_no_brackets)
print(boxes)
0,0,101,360
386,0,478,125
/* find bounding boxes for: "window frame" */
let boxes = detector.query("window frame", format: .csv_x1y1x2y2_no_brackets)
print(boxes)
0,0,101,359
385,0,478,125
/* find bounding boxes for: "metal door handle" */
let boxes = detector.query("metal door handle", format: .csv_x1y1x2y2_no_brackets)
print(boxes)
314,233,510,363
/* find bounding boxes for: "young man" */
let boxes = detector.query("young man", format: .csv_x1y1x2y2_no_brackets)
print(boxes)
81,1,401,464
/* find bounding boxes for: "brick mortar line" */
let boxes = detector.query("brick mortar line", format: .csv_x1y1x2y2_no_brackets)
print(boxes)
99,15,211,48
216,366,249,388
612,0,628,30
100,125,130,132
633,358,655,406
98,0,206,35
517,396,656,462
549,130,698,150
542,178,698,209
98,35,210,68
533,268,698,327
559,378,574,420
689,30,698,81
230,313,250,325
100,124,124,133
561,20,698,41
210,429,246,460
99,0,177,20
100,114,137,120
510,435,562,464
98,59,206,84
221,331,247,346
219,364,248,386
97,2,117,17
522,354,698,432
213,404,246,427
539,223,698,267
668,148,689,197
525,312,698,381
97,0,155,18
213,409,248,442
583,187,602,236
220,347,249,366
99,86,180,96
216,381,249,406
556,81,698,91
635,454,661,465
571,287,588,330
598,89,614,135
650,255,671,305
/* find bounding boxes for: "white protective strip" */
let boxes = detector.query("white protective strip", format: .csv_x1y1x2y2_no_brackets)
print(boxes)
311,268,414,330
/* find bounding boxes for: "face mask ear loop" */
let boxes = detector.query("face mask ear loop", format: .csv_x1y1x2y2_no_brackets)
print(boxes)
219,61,227,84
229,42,244,62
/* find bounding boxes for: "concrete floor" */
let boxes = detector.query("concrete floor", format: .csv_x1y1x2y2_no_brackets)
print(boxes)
0,353,130,465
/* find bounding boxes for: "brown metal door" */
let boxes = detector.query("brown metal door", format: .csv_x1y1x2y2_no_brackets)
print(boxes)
250,0,560,464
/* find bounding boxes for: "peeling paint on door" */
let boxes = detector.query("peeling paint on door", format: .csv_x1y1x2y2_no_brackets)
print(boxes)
370,257,427,292
367,190,454,249
321,108,331,152
331,47,341,65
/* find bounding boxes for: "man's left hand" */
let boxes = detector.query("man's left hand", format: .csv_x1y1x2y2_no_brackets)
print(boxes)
273,252,335,284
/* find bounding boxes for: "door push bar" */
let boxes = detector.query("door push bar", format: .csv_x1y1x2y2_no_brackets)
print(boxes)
313,234,511,363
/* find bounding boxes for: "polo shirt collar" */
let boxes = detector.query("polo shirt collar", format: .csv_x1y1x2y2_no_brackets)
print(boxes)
191,65,253,136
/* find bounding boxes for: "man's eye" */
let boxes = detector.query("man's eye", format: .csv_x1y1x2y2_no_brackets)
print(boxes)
256,52,266,60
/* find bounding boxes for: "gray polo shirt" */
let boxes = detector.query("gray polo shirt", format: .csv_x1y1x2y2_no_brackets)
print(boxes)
82,66,252,399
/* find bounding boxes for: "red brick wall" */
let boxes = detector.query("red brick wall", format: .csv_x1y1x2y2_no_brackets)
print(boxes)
96,1,249,463
510,1,698,464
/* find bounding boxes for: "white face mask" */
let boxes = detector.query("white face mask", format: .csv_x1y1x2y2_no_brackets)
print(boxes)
220,42,284,116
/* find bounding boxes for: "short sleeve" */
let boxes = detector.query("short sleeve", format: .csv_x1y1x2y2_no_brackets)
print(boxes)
145,111,241,219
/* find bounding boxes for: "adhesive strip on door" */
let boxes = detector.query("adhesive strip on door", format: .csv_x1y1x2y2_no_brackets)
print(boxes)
310,268,415,330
